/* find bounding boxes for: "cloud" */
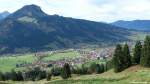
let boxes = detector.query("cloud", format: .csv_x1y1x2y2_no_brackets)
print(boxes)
0,0,150,22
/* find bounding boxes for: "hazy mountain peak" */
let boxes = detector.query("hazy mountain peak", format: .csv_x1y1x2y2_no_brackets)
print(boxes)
1,11,10,17
0,11,10,20
8,4,47,19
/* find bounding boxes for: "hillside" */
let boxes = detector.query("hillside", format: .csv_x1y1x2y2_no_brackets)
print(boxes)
2,65,150,84
112,20,150,31
48,65,150,84
0,4,132,54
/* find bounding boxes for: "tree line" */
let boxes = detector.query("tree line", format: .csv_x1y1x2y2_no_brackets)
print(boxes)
0,61,111,81
113,36,150,72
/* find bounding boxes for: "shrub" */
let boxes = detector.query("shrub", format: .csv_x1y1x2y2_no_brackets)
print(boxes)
89,62,97,73
51,67,61,76
23,67,46,81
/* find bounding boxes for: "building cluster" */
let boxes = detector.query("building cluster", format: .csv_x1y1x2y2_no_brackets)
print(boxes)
20,48,115,69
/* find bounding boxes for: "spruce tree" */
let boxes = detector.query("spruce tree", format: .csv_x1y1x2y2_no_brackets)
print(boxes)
10,70,17,81
113,44,124,72
140,36,150,67
61,63,71,79
133,41,142,64
123,43,132,69
0,72,4,81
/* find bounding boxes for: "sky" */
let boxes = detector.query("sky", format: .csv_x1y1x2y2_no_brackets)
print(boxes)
0,0,150,22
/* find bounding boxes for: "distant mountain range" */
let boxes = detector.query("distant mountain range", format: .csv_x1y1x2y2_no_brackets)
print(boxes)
112,20,150,31
0,4,132,54
0,11,10,20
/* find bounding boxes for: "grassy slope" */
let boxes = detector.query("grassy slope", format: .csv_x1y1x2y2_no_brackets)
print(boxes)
48,65,150,84
48,66,150,84
2,65,150,84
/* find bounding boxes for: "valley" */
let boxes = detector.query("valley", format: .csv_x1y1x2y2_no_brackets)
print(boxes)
0,2,150,84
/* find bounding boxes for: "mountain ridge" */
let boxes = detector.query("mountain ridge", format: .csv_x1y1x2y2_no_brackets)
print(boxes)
0,4,131,54
112,20,150,31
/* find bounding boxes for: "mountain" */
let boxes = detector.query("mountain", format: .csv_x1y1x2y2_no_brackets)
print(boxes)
112,20,150,31
0,4,131,54
0,11,10,20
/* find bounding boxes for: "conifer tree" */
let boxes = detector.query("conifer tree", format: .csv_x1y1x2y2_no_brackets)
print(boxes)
140,36,150,67
123,43,132,69
113,44,124,72
133,41,142,64
61,63,71,79
0,72,4,81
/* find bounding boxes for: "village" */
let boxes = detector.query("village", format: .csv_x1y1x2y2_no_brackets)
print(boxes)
15,47,115,70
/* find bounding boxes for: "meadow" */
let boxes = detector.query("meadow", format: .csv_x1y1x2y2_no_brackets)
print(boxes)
0,54,35,72
42,51,80,61
1,65,150,84
47,65,150,84
0,50,81,72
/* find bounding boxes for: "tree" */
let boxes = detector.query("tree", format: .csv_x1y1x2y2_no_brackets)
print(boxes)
95,64,101,74
10,70,17,81
113,44,124,72
16,71,23,81
140,36,150,67
46,72,52,81
0,72,5,81
122,43,132,68
133,41,142,64
61,63,71,79
89,62,97,73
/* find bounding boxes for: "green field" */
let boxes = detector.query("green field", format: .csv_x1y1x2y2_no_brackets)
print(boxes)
0,54,35,72
0,51,81,72
42,51,80,61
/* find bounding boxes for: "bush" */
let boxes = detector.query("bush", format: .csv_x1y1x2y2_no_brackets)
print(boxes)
71,66,81,74
51,67,61,76
106,60,114,71
89,62,97,73
95,64,105,74
23,67,46,81
16,71,23,81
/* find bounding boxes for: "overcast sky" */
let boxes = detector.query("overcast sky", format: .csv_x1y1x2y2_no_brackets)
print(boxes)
0,0,150,22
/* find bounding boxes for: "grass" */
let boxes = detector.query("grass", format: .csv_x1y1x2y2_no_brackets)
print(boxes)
0,51,80,72
1,65,150,84
3,65,150,84
42,51,80,61
47,65,150,84
0,54,35,72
